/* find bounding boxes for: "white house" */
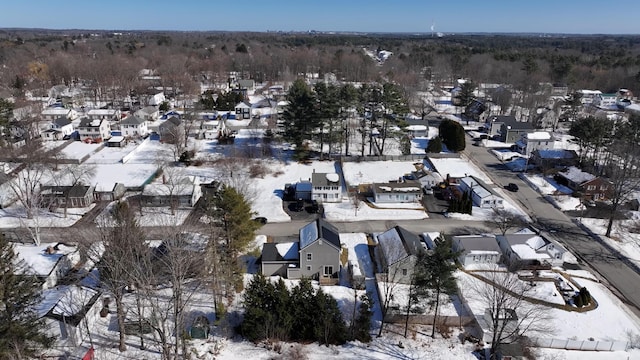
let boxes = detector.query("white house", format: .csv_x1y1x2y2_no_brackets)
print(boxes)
458,176,504,209
37,285,102,347
577,89,602,105
372,181,422,203
141,89,166,106
86,108,120,122
311,172,342,203
515,131,553,157
234,101,252,120
13,242,80,290
41,108,79,121
376,226,426,284
42,117,75,141
591,93,618,109
496,232,570,269
141,176,202,208
120,115,148,137
452,235,502,268
411,169,444,193
77,117,111,141
135,106,160,122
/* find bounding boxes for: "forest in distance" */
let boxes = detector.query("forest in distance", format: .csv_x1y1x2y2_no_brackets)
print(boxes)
0,29,639,101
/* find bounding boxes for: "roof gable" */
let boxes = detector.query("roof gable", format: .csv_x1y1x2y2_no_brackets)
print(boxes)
299,219,340,250
120,115,146,125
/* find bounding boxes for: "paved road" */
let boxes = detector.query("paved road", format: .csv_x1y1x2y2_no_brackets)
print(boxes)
463,136,640,317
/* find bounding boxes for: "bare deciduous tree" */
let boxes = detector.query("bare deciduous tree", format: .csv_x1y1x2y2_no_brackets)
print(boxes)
466,268,554,359
486,208,528,236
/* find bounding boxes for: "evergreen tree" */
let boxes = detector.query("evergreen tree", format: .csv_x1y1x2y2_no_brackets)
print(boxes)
281,79,318,155
414,235,459,338
438,119,466,152
289,278,318,341
425,137,442,153
0,236,54,358
209,185,260,258
399,135,411,155
240,274,277,341
352,293,373,342
315,288,348,345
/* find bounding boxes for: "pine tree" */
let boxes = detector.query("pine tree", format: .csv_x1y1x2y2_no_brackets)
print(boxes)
574,293,584,308
420,236,459,338
0,236,54,358
240,274,277,341
289,278,318,341
281,79,318,154
314,288,348,345
352,293,373,342
425,137,443,153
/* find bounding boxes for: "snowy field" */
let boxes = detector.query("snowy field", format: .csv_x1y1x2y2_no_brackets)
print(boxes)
85,143,139,164
522,174,579,211
324,201,428,221
0,203,92,228
579,217,640,271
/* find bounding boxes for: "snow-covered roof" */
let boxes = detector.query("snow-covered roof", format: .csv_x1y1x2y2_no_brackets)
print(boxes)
275,242,299,260
142,177,197,196
511,244,551,260
459,176,501,200
87,109,117,115
526,131,551,140
559,166,596,184
406,125,427,131
13,242,77,276
377,227,407,265
36,285,101,326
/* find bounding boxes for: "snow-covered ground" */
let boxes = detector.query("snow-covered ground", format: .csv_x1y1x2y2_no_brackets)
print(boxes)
428,157,491,182
522,174,579,211
579,217,640,270
0,203,92,228
342,160,422,185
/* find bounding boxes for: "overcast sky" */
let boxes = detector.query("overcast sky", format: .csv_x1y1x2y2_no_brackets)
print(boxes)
2,0,637,34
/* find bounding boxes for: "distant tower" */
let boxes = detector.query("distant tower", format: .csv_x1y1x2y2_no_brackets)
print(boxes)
431,22,435,37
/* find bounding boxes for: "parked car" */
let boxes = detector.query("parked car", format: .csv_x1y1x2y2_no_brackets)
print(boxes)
253,217,268,225
505,183,519,192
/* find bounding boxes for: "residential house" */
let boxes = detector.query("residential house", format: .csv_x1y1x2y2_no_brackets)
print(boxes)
452,235,502,268
485,115,508,138
234,101,252,120
40,185,95,209
135,106,160,122
141,176,202,208
496,232,569,270
372,181,422,203
311,172,342,203
93,182,126,201
41,108,79,121
13,242,81,290
86,109,120,122
499,116,535,143
200,119,220,139
515,131,553,157
158,116,183,142
530,149,578,170
375,226,425,284
120,115,149,137
260,242,300,278
577,89,602,105
458,176,504,209
591,93,618,110
411,169,444,193
42,116,74,141
556,166,612,200
296,219,341,283
140,89,165,106
237,79,255,92
38,285,102,347
77,117,111,142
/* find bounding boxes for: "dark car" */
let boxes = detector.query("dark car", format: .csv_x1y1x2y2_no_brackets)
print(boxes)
253,217,268,225
505,183,519,192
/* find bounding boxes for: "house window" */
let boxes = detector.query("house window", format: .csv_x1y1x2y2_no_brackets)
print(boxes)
306,265,312,271
402,269,407,276
306,253,312,261
600,185,607,190
587,185,596,191
323,266,333,277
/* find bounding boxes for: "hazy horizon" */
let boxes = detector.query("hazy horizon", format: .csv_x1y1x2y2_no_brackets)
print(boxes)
2,0,638,35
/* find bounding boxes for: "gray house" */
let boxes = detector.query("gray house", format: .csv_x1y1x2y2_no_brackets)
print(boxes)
499,116,535,143
261,242,300,278
376,226,425,284
297,219,341,284
496,233,568,270
260,219,341,284
452,235,502,268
